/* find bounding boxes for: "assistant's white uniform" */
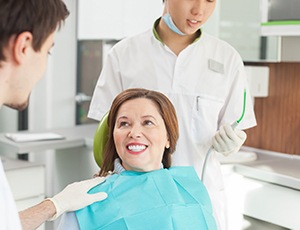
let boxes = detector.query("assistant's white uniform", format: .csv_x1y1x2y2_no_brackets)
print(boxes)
88,25,256,229
0,158,22,230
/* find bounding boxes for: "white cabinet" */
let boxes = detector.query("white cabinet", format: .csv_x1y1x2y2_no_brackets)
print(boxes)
222,164,298,230
3,157,45,230
77,0,163,40
240,176,300,229
260,0,300,36
261,21,300,36
259,0,300,62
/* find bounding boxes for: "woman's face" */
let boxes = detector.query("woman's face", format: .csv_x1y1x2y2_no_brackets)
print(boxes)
166,0,216,34
113,98,170,172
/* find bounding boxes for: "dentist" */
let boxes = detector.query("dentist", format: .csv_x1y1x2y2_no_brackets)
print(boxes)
0,0,107,229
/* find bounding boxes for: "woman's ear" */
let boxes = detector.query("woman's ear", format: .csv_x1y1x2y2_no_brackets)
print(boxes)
165,139,170,149
13,31,33,64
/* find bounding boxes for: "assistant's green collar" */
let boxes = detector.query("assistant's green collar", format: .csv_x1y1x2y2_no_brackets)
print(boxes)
152,17,202,44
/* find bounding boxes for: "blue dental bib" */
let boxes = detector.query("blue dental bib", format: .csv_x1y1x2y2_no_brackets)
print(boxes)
76,167,217,230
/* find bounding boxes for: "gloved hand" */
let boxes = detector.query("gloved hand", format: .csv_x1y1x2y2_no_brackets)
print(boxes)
47,177,107,220
212,123,247,156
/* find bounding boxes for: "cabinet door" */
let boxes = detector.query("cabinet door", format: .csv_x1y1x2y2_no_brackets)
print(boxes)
122,0,162,37
6,166,45,200
78,0,123,40
78,0,163,40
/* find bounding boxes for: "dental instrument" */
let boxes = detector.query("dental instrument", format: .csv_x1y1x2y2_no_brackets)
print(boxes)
201,89,247,181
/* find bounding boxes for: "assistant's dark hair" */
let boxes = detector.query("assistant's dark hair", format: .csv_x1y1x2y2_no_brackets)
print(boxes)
99,88,179,176
0,0,69,62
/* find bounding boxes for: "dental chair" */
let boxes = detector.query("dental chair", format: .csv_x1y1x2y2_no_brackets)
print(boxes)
93,113,109,167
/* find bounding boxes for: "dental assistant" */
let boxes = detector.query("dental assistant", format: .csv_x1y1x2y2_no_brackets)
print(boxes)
88,0,256,229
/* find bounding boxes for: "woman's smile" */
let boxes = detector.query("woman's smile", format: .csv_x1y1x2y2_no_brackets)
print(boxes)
126,143,147,154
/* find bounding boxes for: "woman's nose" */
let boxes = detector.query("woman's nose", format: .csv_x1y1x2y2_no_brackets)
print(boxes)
128,125,142,138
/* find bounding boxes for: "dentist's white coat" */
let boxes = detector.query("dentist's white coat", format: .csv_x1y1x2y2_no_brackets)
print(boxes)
0,158,22,230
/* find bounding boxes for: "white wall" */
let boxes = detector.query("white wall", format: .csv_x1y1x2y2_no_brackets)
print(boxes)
27,0,77,198
29,1,77,131
202,0,221,36
77,0,163,40
0,107,18,133
218,0,261,61
27,2,78,229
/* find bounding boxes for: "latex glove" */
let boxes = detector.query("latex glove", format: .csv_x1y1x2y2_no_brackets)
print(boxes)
212,123,247,156
47,177,107,220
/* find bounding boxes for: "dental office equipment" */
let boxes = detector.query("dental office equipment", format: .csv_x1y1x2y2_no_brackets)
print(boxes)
201,89,247,181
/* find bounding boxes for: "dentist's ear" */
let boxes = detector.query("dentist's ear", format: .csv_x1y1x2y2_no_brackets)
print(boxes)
13,31,33,64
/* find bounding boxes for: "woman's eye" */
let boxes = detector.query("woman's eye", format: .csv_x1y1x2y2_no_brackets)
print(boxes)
119,121,129,127
144,120,154,126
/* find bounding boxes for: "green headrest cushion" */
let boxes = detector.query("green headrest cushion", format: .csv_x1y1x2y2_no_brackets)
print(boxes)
93,112,109,167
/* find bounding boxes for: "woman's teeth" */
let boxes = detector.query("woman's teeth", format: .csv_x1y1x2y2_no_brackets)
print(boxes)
128,145,146,152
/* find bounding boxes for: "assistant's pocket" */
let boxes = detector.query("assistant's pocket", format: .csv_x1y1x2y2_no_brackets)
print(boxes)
191,95,224,144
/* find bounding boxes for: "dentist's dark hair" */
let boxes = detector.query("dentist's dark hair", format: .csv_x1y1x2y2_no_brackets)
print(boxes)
0,0,69,63
99,88,179,176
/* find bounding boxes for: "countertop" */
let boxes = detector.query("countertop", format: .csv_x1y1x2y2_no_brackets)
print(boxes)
231,147,300,229
1,156,44,171
235,146,300,190
0,124,98,154
1,124,299,191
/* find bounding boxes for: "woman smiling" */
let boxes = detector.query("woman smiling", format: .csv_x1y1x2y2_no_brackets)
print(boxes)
58,88,217,230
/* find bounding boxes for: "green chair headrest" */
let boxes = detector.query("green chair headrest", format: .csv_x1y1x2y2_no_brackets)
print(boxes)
93,112,109,167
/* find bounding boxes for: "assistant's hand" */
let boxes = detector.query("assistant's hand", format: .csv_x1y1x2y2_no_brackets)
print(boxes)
47,177,107,220
212,123,247,156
